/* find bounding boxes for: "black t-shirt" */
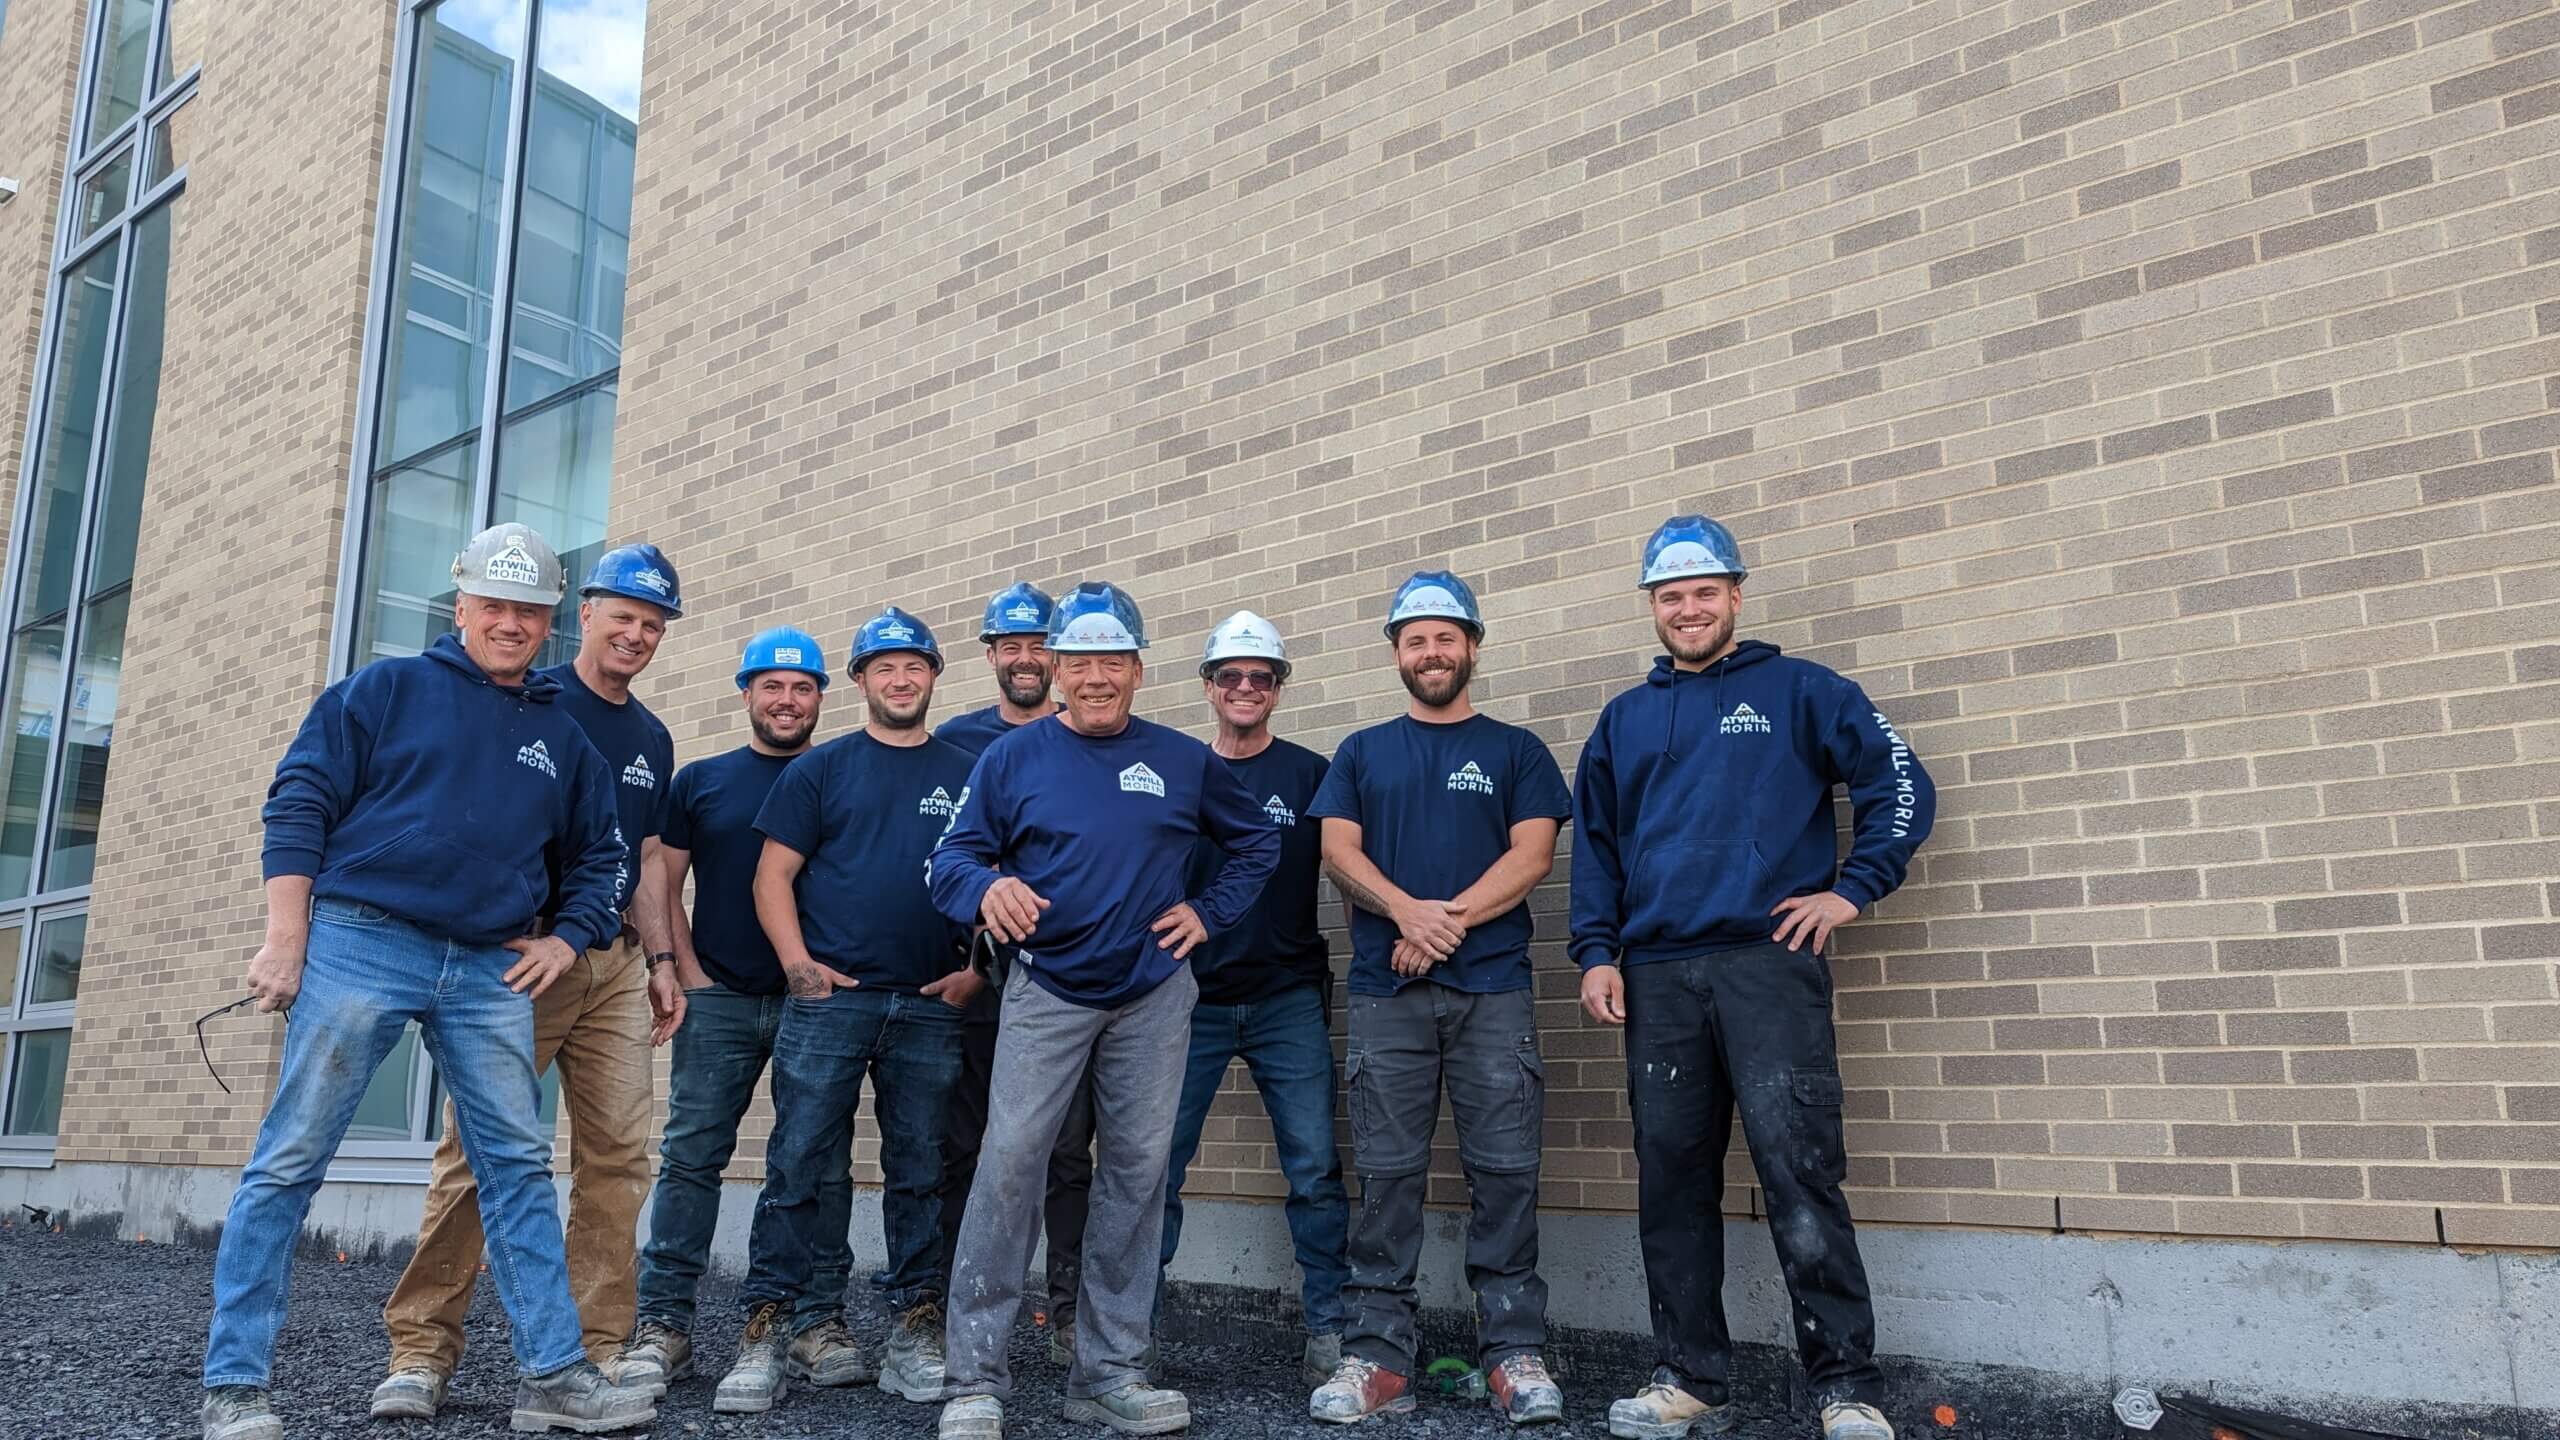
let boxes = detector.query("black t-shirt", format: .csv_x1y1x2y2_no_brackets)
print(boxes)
541,663,674,844
754,731,978,992
1185,737,1331,1006
664,745,797,995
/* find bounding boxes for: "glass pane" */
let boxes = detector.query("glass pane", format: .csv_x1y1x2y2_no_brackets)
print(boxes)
351,442,475,666
43,590,126,890
19,239,122,627
145,96,196,186
424,1059,561,1140
160,0,206,86
346,1025,422,1143
0,624,66,900
75,146,135,241
493,384,616,668
373,0,528,470
501,0,644,410
4,1029,71,1135
84,0,155,145
84,204,170,601
28,912,84,1006
0,924,20,1007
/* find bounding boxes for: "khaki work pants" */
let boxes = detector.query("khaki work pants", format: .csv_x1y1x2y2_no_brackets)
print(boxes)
383,936,654,1375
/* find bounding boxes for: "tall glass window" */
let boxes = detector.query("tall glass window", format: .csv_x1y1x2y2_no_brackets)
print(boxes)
0,0,196,1149
332,0,647,1157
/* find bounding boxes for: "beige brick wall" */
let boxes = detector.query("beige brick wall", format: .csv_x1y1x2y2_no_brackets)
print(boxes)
608,0,2560,1249
0,0,89,537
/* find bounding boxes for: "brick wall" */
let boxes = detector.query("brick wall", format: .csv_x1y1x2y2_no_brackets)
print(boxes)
611,0,2560,1247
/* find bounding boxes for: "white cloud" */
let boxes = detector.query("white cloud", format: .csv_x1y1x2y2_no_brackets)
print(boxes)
538,0,649,120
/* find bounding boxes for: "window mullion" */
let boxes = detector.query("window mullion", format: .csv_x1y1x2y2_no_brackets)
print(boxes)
136,0,174,162
469,0,545,529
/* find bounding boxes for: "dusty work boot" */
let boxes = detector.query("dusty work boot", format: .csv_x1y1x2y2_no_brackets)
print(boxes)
786,1314,872,1387
940,1394,1004,1440
1063,1379,1192,1434
1488,1352,1565,1425
1047,1316,1077,1367
1310,1355,1416,1424
715,1301,791,1414
509,1359,657,1434
880,1300,950,1401
1302,1333,1344,1389
369,1366,450,1419
1609,1372,1738,1438
201,1387,283,1440
603,1320,690,1398
1820,1402,1896,1440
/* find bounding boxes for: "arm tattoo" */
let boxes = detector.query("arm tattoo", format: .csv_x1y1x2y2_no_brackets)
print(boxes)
1327,862,1396,918
785,965,829,999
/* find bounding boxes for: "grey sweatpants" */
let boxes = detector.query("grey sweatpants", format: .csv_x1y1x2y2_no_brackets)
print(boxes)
944,962,1197,1402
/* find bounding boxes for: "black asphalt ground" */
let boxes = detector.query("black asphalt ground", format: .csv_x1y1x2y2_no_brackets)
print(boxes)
2,1224,2543,1440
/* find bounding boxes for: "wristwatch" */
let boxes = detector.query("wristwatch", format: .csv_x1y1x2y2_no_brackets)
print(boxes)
645,951,677,972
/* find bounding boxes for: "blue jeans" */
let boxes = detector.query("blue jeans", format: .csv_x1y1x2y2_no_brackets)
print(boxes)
743,987,965,1326
1159,983,1350,1336
634,986,853,1331
204,903,583,1387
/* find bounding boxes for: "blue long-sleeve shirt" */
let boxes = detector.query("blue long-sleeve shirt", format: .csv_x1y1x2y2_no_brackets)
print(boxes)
1569,640,1934,970
262,634,631,955
927,713,1280,1008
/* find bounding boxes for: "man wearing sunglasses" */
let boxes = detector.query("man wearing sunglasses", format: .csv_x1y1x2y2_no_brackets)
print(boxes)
1152,613,1348,1388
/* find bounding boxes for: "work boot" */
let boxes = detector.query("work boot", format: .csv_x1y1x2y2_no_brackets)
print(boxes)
1820,1402,1896,1440
715,1301,790,1414
1302,1333,1344,1390
1310,1355,1416,1424
941,1394,1004,1440
1488,1353,1565,1425
603,1321,690,1398
1063,1379,1192,1435
510,1359,657,1434
201,1387,283,1440
786,1314,872,1387
880,1300,950,1401
1609,1372,1738,1438
1047,1316,1076,1367
369,1366,450,1419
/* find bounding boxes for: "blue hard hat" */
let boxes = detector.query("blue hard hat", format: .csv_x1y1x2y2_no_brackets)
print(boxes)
1383,569,1484,639
1046,581,1147,653
737,626,829,691
849,606,944,675
980,581,1056,642
580,542,683,617
1638,515,1748,588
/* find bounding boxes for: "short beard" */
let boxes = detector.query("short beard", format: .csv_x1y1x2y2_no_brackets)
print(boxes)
871,700,929,730
750,714,813,751
999,667,1051,709
1656,615,1732,666
1399,655,1474,708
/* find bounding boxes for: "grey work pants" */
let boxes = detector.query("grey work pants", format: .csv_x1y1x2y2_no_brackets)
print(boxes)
944,962,1197,1402
1341,982,1548,1376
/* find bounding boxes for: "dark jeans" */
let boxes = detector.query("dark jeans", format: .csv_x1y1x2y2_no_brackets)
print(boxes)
1625,943,1882,1410
1341,983,1546,1376
745,987,966,1325
635,986,852,1332
1159,982,1350,1336
941,1010,1095,1325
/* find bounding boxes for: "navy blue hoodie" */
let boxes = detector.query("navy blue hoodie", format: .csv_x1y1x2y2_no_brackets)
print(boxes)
1569,640,1933,970
262,634,631,955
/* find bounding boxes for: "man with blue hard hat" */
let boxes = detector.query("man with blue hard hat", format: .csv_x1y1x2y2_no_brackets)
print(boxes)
932,578,1096,1368
376,540,686,1419
1572,517,1934,1440
1307,569,1573,1429
205,523,651,1440
715,607,984,1416
612,626,849,1398
930,582,1280,1440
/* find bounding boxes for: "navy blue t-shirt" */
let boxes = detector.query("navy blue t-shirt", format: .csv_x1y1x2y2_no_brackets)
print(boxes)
934,702,1060,757
664,745,797,996
542,663,675,845
1307,713,1571,996
1187,738,1331,1007
754,731,978,992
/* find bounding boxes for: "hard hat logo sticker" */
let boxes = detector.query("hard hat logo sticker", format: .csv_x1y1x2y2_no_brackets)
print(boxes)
1006,602,1041,622
1643,540,1712,583
1062,616,1134,645
485,540,542,587
878,622,916,642
774,647,803,665
1400,586,1464,617
631,567,672,595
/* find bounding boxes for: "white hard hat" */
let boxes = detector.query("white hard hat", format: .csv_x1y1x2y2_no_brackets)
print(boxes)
1201,610,1290,680
452,523,566,605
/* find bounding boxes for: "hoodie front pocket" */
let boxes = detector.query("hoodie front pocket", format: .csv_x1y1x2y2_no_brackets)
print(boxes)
343,826,540,923
1626,841,1772,937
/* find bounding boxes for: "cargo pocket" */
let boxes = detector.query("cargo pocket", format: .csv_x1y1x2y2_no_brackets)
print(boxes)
1507,1036,1548,1169
1791,1068,1848,1186
1342,1051,1372,1154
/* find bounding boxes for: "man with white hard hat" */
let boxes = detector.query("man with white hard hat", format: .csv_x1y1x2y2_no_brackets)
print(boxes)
202,523,652,1440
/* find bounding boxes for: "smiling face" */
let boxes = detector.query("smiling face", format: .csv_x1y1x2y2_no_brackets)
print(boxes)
855,651,939,730
579,595,670,685
986,634,1054,709
1649,576,1742,669
1202,659,1280,734
1393,620,1476,709
1057,651,1141,734
455,595,554,683
743,670,823,751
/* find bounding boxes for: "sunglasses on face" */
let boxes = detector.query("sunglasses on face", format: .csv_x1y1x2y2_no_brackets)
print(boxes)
1211,669,1279,693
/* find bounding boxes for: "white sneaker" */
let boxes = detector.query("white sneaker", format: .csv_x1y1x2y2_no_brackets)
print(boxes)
1821,1401,1895,1440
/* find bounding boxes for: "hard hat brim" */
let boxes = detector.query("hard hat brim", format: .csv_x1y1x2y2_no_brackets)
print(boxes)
1638,565,1747,589
851,647,945,676
1383,617,1483,640
581,583,682,618
1199,657,1291,680
736,665,830,692
457,578,566,607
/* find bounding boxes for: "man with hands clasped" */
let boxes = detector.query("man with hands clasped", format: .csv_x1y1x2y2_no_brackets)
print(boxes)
1571,517,1935,1440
